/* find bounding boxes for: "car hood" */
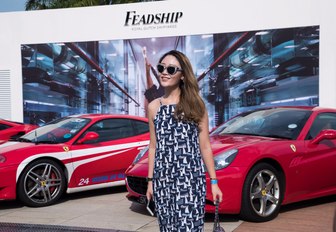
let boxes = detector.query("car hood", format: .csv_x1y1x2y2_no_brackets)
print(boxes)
209,134,281,155
131,134,281,168
0,141,62,155
0,141,32,151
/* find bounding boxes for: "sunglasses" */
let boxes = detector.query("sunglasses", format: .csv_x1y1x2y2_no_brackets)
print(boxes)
157,63,182,75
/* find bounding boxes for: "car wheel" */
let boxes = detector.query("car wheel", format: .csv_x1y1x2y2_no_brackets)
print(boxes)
240,162,284,222
17,159,66,207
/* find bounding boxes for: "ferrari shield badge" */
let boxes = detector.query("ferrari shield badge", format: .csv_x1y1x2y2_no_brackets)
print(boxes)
290,144,296,152
63,146,69,152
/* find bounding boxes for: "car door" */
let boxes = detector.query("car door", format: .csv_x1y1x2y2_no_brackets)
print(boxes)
69,118,149,188
298,112,336,195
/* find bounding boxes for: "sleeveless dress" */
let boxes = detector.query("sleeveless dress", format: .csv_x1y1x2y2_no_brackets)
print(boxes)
153,101,206,232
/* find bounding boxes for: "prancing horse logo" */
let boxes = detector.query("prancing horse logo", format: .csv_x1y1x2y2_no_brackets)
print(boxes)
290,144,296,152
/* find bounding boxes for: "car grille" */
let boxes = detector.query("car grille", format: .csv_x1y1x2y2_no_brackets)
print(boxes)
127,176,147,195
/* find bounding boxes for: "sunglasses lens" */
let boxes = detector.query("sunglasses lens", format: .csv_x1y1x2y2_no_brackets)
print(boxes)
167,66,177,75
157,64,164,73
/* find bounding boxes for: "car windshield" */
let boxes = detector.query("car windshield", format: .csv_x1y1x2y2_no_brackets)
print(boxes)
211,108,312,140
21,117,90,144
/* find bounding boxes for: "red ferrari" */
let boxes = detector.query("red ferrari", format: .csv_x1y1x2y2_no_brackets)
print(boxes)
0,114,149,207
125,106,336,222
0,119,37,141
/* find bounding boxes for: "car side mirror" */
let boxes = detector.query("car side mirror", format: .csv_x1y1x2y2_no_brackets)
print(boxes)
310,129,336,145
77,132,99,144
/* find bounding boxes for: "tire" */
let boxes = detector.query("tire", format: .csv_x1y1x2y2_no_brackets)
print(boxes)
240,162,284,222
17,159,66,207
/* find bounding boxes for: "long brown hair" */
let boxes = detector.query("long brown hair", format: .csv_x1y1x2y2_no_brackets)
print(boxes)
158,50,205,124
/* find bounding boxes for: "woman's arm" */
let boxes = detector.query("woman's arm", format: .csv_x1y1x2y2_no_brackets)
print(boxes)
147,110,156,180
199,111,216,178
199,110,223,202
146,99,159,200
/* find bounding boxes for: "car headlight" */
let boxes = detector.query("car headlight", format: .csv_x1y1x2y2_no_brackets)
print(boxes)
0,154,6,163
214,149,238,170
133,146,149,164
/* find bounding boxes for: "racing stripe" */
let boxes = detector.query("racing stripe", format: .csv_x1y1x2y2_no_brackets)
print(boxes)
15,140,149,182
0,141,19,148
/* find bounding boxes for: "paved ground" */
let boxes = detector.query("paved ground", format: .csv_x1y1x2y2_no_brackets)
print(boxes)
235,195,336,232
0,186,335,232
0,186,242,232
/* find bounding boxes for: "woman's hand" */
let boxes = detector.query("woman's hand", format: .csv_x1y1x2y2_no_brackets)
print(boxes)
146,181,153,201
211,184,223,203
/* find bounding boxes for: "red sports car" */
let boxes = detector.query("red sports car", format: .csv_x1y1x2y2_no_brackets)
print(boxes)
0,119,37,141
125,106,336,222
0,114,149,207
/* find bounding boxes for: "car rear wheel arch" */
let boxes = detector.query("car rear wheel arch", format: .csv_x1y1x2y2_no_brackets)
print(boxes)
240,161,285,222
17,158,68,207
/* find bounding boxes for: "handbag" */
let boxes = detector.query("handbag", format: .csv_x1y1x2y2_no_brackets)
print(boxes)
213,200,225,232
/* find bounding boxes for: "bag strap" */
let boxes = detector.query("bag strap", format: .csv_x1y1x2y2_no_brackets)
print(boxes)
213,200,223,231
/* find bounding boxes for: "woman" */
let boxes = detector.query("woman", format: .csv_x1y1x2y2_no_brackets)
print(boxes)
146,50,222,231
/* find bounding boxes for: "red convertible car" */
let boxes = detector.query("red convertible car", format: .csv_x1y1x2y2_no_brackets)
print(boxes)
0,119,37,141
0,114,149,207
125,106,336,222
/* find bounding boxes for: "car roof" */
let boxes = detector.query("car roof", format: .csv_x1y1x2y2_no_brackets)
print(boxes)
67,114,148,122
263,106,315,110
279,106,336,112
0,119,25,125
310,106,336,112
232,106,336,119
242,106,329,113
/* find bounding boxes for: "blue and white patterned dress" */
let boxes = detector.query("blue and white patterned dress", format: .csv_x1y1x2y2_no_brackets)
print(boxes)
153,102,206,232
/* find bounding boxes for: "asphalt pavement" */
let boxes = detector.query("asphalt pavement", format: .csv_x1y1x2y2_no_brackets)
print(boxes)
0,186,242,232
0,186,335,232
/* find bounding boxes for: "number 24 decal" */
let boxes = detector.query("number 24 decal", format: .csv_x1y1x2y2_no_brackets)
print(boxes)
79,178,89,186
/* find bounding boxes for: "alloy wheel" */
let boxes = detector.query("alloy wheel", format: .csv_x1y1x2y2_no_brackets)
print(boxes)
249,169,280,217
22,162,63,205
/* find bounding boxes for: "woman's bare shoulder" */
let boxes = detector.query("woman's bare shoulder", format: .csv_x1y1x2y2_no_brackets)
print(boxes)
148,98,161,118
